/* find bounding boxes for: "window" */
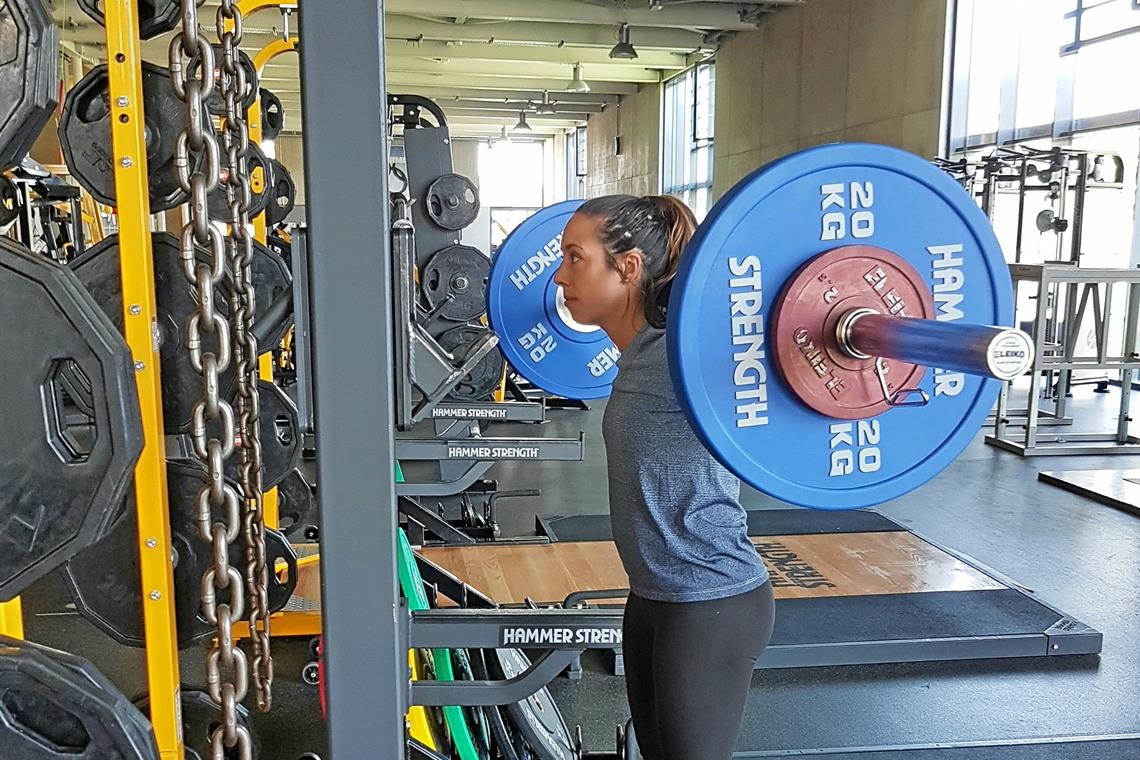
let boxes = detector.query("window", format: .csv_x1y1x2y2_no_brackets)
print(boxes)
1064,0,1140,49
949,0,1140,151
576,126,588,177
662,62,715,220
477,140,544,208
564,126,587,200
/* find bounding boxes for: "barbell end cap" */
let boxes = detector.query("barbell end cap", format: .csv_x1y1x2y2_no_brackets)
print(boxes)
985,328,1035,381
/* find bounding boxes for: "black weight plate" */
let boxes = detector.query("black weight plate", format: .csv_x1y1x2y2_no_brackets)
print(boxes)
451,650,492,760
251,239,294,350
0,636,160,759
75,0,179,40
46,645,159,758
422,244,490,322
0,175,20,227
261,525,299,613
487,649,575,760
277,468,318,540
59,62,196,211
208,141,274,220
438,325,505,402
0,0,58,172
266,231,291,262
221,379,302,491
260,88,285,142
266,158,296,226
191,46,259,117
470,649,521,760
426,173,479,231
71,232,198,433
136,688,261,760
63,462,217,649
71,233,294,433
0,237,142,601
64,461,299,649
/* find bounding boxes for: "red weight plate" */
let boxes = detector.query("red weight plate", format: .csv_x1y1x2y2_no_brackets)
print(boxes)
770,245,934,419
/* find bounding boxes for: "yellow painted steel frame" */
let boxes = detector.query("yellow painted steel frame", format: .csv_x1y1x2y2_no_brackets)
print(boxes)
104,2,184,757
0,600,23,639
249,36,297,532
221,30,302,644
237,0,295,14
233,610,321,639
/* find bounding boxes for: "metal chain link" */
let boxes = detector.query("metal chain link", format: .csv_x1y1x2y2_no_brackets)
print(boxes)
216,0,274,714
168,0,270,757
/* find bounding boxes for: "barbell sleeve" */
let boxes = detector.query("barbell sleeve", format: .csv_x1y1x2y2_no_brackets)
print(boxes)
837,310,1035,381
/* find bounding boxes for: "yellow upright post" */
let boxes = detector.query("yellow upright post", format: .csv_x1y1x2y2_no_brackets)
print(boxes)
247,36,298,247
103,1,184,757
0,600,23,639
248,34,298,531
231,19,304,643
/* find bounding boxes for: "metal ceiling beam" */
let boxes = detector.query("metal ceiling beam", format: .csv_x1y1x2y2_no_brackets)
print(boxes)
452,131,562,139
382,16,717,50
441,107,590,121
270,96,583,124
382,1,770,30
270,97,592,122
446,99,606,112
58,15,719,51
194,0,781,35
382,39,692,67
449,126,564,137
440,117,583,131
261,73,643,94
273,94,600,111
262,61,660,84
382,86,620,104
264,58,664,82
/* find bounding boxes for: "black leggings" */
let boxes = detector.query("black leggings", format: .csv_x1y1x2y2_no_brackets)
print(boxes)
622,582,775,760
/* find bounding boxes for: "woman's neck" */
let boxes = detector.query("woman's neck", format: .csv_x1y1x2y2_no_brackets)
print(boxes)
602,305,647,352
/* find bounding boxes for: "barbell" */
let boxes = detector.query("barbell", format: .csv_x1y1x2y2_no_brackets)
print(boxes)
486,144,1033,510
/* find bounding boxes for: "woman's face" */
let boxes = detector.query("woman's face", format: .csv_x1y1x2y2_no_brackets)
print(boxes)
553,212,638,327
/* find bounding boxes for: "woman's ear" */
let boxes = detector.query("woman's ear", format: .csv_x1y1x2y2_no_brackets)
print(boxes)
618,250,643,284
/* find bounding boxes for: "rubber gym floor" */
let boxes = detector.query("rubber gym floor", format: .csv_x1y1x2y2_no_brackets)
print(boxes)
20,382,1140,758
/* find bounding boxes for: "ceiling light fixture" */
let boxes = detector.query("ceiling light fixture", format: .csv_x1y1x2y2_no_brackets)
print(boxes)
609,23,638,60
513,110,533,133
535,91,557,115
564,63,591,93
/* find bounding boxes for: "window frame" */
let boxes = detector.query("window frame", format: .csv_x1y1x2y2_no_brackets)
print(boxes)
949,0,1140,153
662,61,716,218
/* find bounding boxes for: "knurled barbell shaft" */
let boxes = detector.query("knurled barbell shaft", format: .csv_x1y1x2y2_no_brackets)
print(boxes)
838,310,1035,381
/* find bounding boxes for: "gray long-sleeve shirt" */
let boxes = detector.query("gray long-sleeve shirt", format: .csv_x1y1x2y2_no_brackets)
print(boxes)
602,327,769,603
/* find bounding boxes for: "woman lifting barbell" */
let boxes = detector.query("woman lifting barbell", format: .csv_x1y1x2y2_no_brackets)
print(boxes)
553,195,775,760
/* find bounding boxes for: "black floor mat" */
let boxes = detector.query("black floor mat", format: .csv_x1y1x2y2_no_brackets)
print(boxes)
737,736,1140,758
771,590,1061,646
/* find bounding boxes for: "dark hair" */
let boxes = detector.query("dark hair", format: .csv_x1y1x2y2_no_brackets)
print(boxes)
576,194,697,328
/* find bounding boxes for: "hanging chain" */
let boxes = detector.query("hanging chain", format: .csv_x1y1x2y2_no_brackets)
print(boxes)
216,0,274,715
169,0,270,757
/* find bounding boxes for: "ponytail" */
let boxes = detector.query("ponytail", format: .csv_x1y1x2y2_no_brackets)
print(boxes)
576,193,698,329
643,195,696,328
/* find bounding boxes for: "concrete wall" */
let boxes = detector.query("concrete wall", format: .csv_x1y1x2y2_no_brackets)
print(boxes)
585,84,660,197
713,0,949,198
